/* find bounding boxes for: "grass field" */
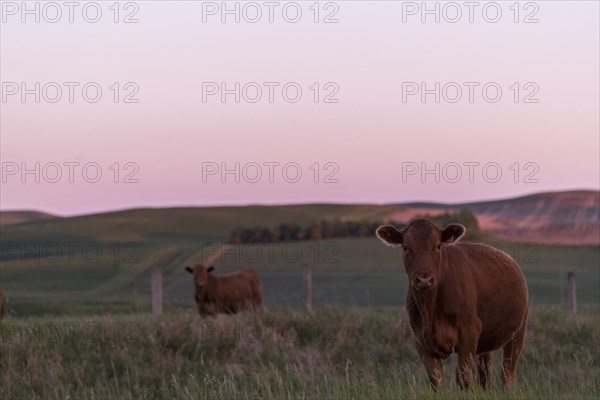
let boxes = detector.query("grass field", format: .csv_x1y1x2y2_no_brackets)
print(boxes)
1,307,598,399
2,205,598,313
1,206,599,398
1,235,598,316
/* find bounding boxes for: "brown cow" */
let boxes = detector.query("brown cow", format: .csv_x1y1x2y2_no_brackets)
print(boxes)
185,264,263,317
376,218,528,390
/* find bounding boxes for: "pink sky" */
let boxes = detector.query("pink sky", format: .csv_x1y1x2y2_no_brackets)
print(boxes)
1,1,599,216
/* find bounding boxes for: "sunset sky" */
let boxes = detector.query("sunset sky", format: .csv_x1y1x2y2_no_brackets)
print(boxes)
1,1,598,216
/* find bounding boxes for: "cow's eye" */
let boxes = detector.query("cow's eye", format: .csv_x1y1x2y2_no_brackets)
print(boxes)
403,246,410,253
436,243,442,250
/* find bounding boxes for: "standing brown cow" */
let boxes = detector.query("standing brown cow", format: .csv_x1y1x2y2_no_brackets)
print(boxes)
185,264,263,317
376,218,528,390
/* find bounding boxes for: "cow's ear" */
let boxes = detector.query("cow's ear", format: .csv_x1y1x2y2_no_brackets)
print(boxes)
207,266,215,273
376,225,404,247
185,266,193,274
441,224,466,244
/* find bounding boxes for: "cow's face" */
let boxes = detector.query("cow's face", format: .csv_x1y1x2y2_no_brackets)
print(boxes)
376,218,466,291
185,264,215,291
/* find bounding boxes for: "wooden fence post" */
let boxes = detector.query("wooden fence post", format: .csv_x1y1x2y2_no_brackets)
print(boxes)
152,266,163,319
567,272,576,317
303,263,312,313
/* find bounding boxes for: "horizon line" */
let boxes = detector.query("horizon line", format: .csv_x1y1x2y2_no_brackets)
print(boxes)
1,188,598,219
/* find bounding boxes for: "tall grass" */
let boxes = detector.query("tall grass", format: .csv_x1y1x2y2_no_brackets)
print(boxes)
1,306,598,399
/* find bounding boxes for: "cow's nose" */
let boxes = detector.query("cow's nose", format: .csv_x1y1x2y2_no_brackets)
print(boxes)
415,275,433,288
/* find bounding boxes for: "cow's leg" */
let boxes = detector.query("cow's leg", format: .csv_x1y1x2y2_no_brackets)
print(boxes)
254,283,264,312
415,341,444,389
477,352,492,389
248,295,263,313
501,321,526,390
455,350,476,389
455,326,479,389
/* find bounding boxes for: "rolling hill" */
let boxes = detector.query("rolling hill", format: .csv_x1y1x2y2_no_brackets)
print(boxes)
0,210,59,226
0,189,598,316
392,190,600,245
1,190,598,244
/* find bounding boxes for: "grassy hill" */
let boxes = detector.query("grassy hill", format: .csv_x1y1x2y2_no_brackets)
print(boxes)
1,204,398,243
1,200,598,399
3,190,598,242
0,210,58,226
400,190,600,244
1,194,598,316
1,236,598,316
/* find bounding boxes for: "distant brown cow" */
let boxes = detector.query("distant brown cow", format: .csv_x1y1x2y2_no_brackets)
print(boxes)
185,264,263,317
376,218,528,390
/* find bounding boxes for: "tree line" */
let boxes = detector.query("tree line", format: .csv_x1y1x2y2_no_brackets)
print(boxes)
418,209,482,240
229,209,481,244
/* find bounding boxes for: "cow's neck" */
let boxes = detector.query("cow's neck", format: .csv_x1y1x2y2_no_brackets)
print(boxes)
411,286,440,343
197,286,210,302
201,276,216,301
412,254,445,332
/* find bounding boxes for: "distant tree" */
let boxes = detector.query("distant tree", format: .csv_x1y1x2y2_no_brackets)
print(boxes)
307,223,323,240
320,220,334,238
230,219,402,243
413,209,482,241
230,227,243,244
289,224,302,241
457,209,481,239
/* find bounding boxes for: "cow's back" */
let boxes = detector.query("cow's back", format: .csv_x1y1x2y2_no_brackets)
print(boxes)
444,243,528,352
206,269,262,312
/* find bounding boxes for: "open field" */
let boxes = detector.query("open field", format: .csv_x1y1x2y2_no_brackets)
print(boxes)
1,307,598,399
1,236,598,316
1,205,598,398
1,206,598,315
